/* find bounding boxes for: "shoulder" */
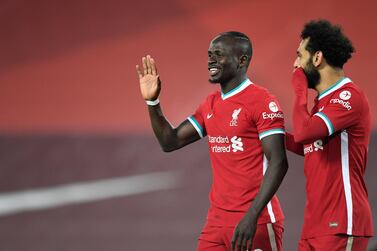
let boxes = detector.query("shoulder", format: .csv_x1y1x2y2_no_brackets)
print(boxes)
246,82,281,105
205,90,221,104
242,83,284,116
250,82,277,97
331,81,365,103
327,81,369,113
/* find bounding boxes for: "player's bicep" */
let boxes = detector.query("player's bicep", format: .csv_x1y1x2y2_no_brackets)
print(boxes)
261,134,286,162
175,119,203,148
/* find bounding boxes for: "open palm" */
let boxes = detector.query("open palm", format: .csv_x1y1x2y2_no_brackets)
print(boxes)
136,55,161,101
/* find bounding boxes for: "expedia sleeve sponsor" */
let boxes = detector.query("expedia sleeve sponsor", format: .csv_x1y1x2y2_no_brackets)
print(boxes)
317,87,365,135
253,97,285,139
262,112,284,120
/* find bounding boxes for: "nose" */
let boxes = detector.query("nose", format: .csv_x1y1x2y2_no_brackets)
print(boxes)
208,55,216,64
293,57,300,69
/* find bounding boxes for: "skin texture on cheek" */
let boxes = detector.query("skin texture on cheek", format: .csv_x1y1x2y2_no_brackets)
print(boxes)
209,53,237,84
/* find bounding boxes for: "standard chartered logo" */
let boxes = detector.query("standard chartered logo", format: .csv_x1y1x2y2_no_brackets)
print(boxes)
313,139,323,151
209,135,244,153
304,139,324,154
231,136,244,152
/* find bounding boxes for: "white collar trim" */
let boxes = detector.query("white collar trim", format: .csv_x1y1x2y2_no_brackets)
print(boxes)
221,79,252,100
318,77,352,100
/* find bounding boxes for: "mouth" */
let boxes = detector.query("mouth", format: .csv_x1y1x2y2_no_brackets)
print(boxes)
208,67,220,77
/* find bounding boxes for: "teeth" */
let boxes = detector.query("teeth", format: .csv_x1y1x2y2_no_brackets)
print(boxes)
210,68,218,73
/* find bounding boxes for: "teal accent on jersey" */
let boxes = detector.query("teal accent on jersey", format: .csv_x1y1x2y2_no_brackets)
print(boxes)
315,112,334,135
259,128,285,140
318,77,346,100
188,116,204,138
221,79,250,100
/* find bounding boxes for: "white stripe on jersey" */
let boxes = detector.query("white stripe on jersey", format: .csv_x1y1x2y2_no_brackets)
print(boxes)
221,79,253,100
314,112,335,136
346,236,354,251
187,116,204,138
318,77,352,100
341,130,353,235
263,155,276,223
267,223,278,251
259,128,285,140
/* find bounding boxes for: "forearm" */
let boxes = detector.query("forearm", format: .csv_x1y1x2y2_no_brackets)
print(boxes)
148,104,179,152
292,100,312,143
292,101,328,144
291,68,328,144
247,156,288,217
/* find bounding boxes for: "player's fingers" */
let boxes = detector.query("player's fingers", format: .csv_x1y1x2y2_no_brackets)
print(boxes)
150,57,157,75
231,229,239,251
237,234,244,251
146,55,152,74
241,235,248,251
246,238,252,251
142,57,147,75
136,65,143,78
157,76,161,87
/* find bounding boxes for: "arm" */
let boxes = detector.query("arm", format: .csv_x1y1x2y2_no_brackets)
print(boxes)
231,134,288,251
285,132,304,156
291,68,329,144
136,55,201,152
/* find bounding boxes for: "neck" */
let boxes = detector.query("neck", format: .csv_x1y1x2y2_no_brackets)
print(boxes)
220,74,247,94
315,67,345,95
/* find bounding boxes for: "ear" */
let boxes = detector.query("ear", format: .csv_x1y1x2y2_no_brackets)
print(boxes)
239,55,249,68
312,51,323,67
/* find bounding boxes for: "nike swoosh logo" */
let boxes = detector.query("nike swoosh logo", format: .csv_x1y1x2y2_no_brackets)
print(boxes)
207,113,213,119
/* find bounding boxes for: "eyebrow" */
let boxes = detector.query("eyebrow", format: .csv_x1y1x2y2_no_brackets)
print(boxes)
209,49,222,52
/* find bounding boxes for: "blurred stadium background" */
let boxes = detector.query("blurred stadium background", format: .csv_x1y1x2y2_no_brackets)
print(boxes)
0,0,376,250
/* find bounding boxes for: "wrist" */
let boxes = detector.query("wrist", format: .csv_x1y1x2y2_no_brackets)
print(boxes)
146,98,160,106
246,207,259,219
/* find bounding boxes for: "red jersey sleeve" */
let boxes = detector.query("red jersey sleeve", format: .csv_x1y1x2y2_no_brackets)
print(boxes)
314,88,362,136
285,132,304,156
252,93,285,140
187,98,207,138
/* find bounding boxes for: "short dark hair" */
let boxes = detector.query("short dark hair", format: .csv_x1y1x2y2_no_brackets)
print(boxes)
301,20,355,68
219,31,253,64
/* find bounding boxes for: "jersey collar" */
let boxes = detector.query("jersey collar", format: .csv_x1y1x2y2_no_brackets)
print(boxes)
318,77,352,100
221,78,252,100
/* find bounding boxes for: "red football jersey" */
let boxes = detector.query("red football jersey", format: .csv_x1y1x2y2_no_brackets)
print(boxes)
188,79,285,226
302,77,373,238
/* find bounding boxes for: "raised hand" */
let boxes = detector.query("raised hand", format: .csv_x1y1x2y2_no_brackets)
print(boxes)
136,55,161,101
291,67,308,97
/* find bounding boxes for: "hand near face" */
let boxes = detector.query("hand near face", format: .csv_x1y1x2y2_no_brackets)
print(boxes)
136,55,161,101
292,67,308,96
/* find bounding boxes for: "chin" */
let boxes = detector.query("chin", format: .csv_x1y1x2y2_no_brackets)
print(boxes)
208,76,220,84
